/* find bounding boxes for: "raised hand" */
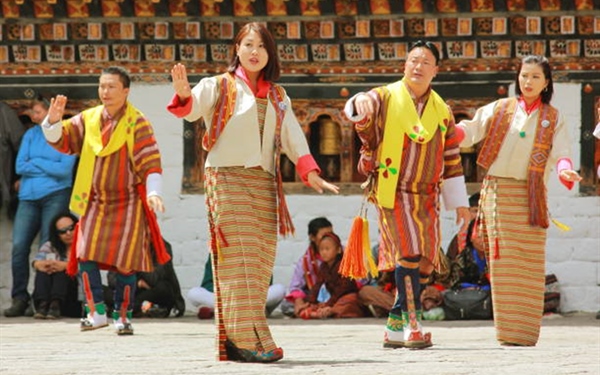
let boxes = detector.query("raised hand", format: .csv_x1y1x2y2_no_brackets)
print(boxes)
48,95,68,123
171,63,192,100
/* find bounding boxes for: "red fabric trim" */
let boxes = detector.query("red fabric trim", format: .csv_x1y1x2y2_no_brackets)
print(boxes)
284,290,306,302
296,154,321,186
518,95,542,115
235,66,270,98
66,222,80,277
166,94,192,118
137,184,170,265
556,157,575,190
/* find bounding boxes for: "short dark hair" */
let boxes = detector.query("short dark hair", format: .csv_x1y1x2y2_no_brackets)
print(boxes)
468,193,480,208
102,66,131,89
308,217,332,236
408,40,441,65
34,94,50,109
227,22,281,82
514,55,554,104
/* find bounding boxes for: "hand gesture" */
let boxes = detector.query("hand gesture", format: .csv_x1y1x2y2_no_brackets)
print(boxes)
48,95,68,124
455,206,471,234
559,169,582,182
354,94,375,118
148,195,165,213
171,63,192,100
307,171,340,194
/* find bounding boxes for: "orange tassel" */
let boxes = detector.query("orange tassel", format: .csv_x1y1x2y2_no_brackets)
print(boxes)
339,216,367,279
362,217,378,278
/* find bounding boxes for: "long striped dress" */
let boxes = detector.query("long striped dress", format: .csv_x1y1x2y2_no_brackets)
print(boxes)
480,176,546,346
206,97,279,360
53,105,162,272
459,99,573,346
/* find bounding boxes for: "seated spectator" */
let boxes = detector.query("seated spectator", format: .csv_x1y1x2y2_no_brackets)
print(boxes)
358,270,395,318
357,244,395,318
280,217,333,317
32,212,81,319
106,238,186,318
446,193,480,261
187,253,285,319
296,232,364,319
447,219,490,292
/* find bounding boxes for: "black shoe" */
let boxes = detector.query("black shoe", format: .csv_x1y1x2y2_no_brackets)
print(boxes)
46,300,61,319
4,299,28,317
144,305,170,318
24,304,34,317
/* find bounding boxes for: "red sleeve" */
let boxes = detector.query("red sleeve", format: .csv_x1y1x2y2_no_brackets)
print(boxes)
296,154,321,186
166,94,192,118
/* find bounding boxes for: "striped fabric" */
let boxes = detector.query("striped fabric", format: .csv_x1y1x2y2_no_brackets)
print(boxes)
256,97,267,141
480,176,546,346
59,109,162,273
376,132,447,271
205,166,278,360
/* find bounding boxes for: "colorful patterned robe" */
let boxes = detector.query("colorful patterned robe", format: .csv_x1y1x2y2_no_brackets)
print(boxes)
356,86,464,271
51,105,162,272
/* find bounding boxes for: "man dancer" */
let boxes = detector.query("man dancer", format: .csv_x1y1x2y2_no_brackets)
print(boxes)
42,66,168,335
344,41,470,348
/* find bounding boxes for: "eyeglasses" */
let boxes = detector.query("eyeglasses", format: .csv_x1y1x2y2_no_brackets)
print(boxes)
57,224,75,235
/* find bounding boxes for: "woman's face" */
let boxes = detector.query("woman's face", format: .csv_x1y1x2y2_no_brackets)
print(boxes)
236,29,268,76
56,217,75,246
318,237,340,264
518,63,548,103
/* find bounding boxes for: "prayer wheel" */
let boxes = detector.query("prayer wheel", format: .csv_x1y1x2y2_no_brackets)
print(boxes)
319,118,341,155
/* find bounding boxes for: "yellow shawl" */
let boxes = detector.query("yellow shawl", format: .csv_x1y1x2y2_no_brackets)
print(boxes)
70,103,136,216
376,79,449,209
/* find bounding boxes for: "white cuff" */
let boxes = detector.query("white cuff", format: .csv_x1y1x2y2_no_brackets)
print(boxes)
41,115,63,143
441,175,469,210
343,93,367,123
593,124,600,139
146,173,162,198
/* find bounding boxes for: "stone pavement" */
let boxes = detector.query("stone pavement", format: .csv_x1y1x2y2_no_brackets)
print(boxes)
1,312,599,375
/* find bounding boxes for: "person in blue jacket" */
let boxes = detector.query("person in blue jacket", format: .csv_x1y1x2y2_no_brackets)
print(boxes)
4,96,77,317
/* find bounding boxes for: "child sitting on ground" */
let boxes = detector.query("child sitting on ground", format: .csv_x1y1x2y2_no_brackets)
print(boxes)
297,232,364,319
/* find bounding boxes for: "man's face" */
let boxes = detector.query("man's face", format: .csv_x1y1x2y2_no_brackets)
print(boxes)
98,73,129,109
403,47,439,88
30,103,48,125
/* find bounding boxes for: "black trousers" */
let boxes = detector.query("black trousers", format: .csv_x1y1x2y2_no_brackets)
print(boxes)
32,270,81,317
134,283,175,314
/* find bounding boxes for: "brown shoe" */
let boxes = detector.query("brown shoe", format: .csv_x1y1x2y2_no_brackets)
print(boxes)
33,301,48,319
46,300,61,319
